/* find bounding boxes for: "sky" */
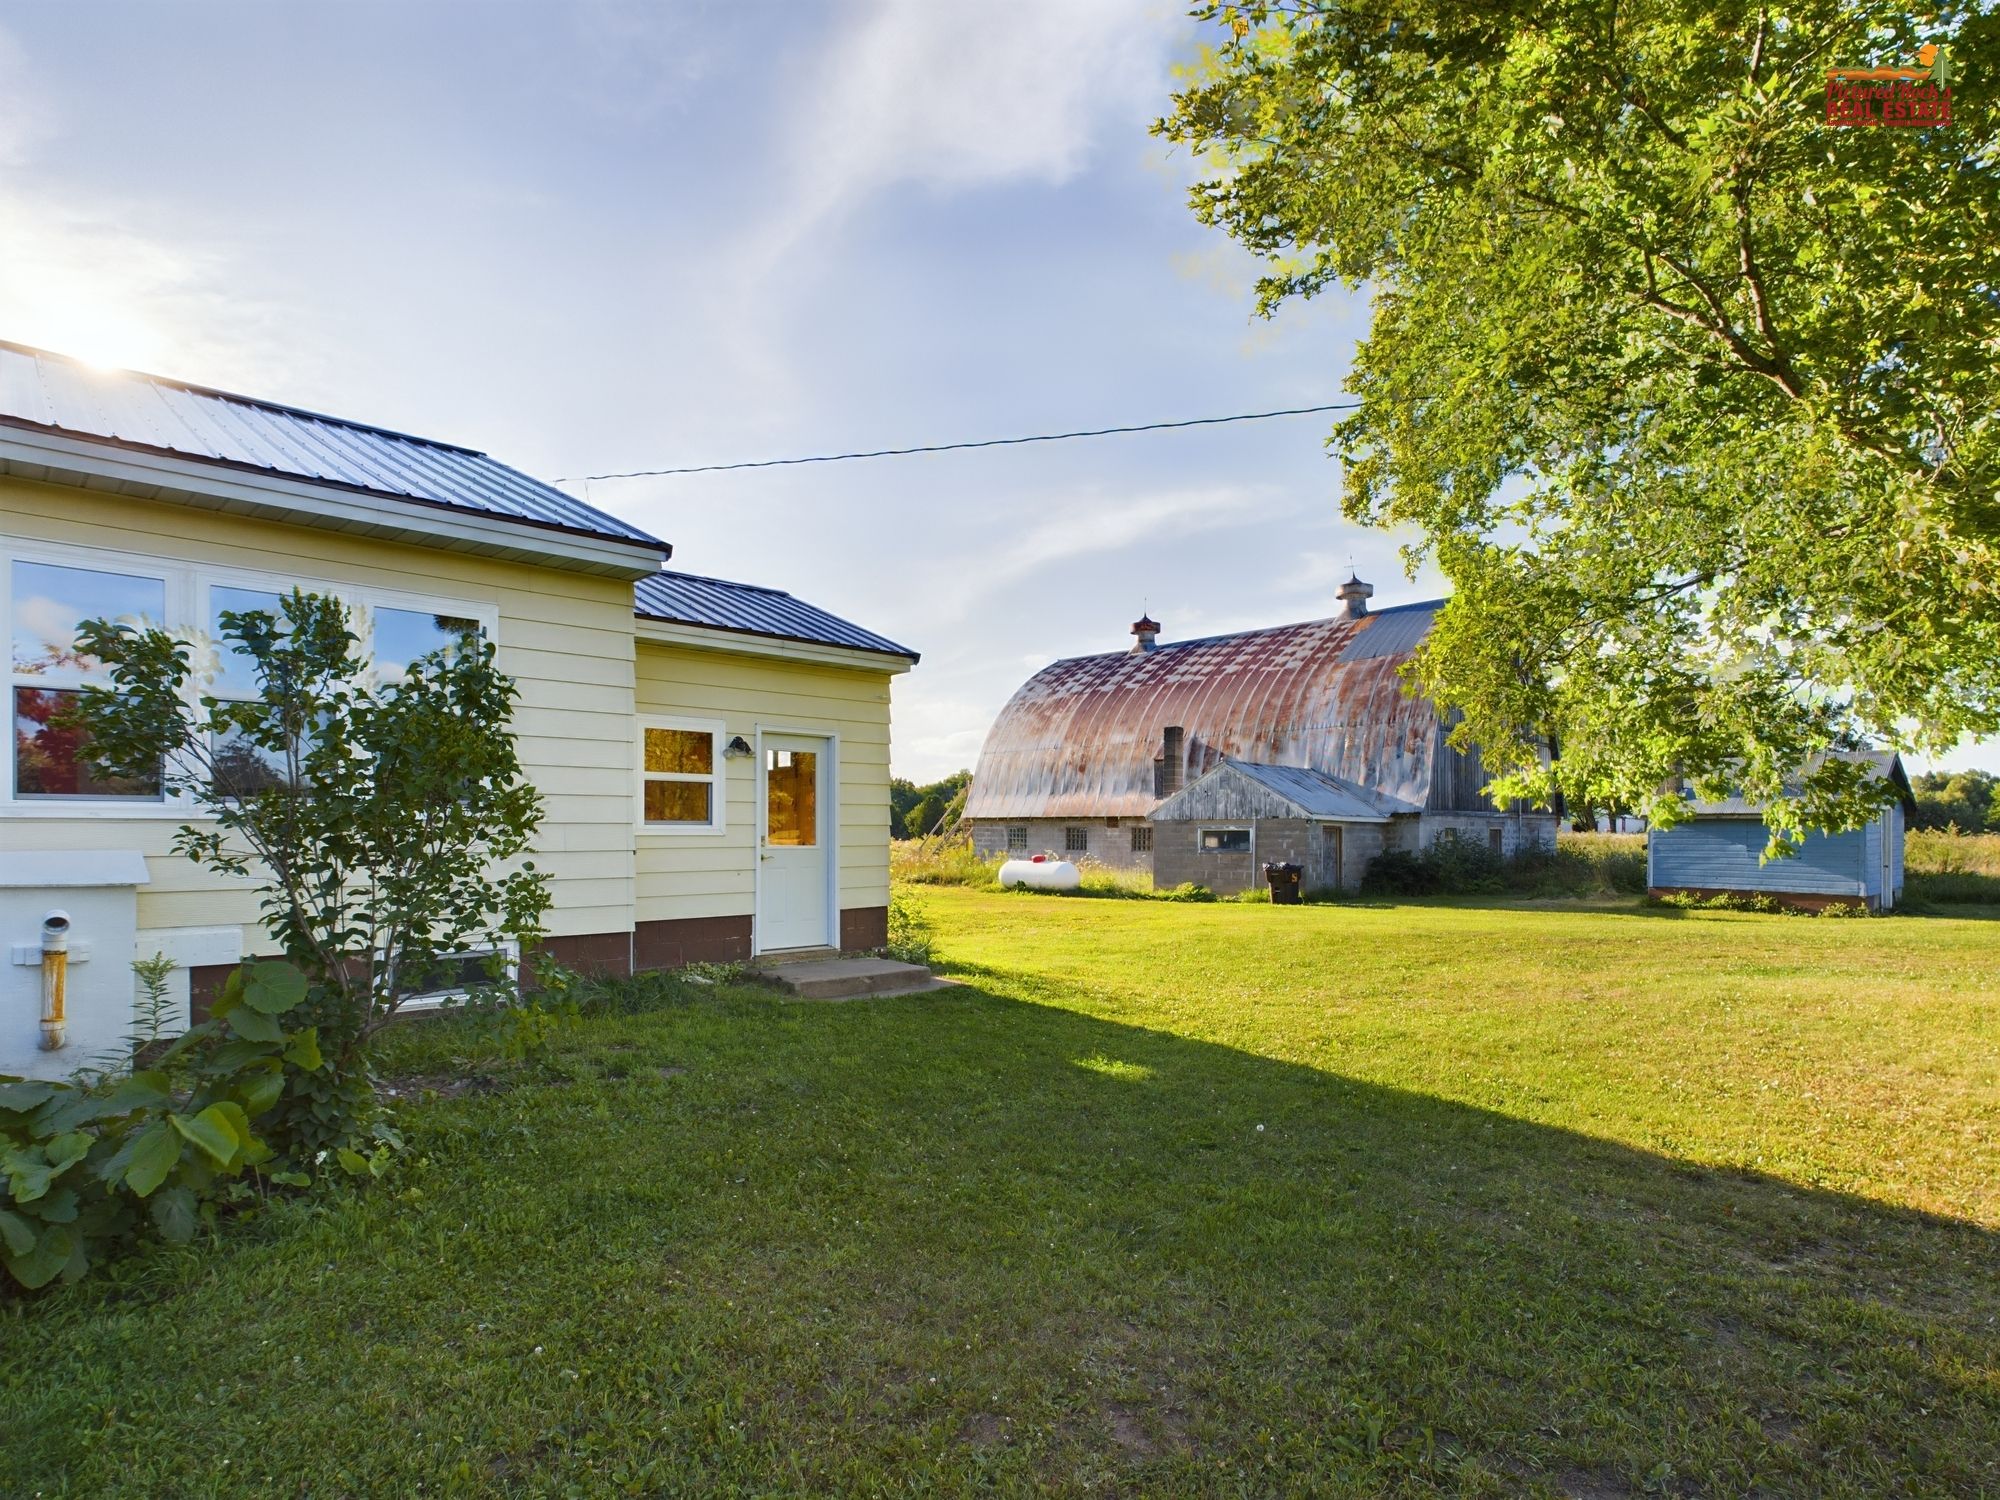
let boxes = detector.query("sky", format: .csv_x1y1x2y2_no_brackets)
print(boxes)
0,0,1990,784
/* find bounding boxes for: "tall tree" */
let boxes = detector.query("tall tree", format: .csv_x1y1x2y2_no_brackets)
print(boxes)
1159,2,1998,842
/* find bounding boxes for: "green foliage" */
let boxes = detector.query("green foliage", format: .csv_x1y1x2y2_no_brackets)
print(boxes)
1159,3,2000,846
0,959,332,1290
1363,831,1651,899
891,770,971,839
890,832,1001,888
1911,770,2000,832
67,589,551,1065
884,889,938,967
1903,828,2000,904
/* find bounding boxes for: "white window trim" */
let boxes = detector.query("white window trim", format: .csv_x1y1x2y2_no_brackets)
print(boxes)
1198,824,1254,855
636,714,727,835
3,534,497,819
394,940,521,1013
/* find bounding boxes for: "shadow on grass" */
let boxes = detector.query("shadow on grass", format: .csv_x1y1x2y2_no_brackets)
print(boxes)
4,971,1996,1497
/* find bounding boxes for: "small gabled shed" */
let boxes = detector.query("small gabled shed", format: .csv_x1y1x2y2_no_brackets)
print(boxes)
1646,752,1916,912
1147,758,1401,895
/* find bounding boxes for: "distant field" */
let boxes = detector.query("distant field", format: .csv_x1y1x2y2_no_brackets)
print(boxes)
4,890,1995,1495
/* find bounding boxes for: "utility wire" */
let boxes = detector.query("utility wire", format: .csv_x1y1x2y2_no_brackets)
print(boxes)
558,401,1359,482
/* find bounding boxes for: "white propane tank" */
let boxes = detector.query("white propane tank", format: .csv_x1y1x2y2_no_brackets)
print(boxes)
998,856,1082,892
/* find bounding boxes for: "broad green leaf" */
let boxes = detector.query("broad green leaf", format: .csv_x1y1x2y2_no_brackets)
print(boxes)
149,1186,198,1244
169,1108,239,1168
4,1152,54,1204
227,1005,284,1044
43,1132,92,1174
243,960,309,1015
336,1147,368,1175
0,1208,36,1257
4,1224,75,1290
282,1027,323,1072
235,1064,284,1119
124,1124,182,1198
34,1186,78,1224
267,1169,310,1188
100,1070,173,1115
0,1080,60,1115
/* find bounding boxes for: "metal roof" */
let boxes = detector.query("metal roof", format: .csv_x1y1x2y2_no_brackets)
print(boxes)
0,340,665,551
634,571,918,661
1680,749,1916,817
965,600,1451,819
1159,758,1399,821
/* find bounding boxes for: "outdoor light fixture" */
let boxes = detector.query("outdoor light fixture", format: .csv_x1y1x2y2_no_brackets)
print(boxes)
725,736,753,759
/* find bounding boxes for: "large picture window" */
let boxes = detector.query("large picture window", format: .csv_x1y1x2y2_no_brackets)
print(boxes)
638,716,725,833
1,539,497,815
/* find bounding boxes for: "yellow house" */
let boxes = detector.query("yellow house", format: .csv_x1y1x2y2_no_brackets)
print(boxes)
0,341,916,1070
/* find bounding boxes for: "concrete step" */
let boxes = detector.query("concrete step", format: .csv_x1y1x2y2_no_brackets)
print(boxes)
748,955,943,1001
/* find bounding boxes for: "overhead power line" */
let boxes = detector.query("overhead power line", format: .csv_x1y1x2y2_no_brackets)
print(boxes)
558,401,1359,482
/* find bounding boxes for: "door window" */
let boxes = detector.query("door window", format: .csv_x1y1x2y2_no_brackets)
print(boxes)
766,747,817,846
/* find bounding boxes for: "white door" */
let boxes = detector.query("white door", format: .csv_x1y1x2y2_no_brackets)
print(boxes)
758,734,831,951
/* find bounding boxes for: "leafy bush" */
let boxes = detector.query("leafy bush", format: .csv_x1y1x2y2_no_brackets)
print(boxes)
69,590,551,1069
0,960,362,1291
1360,848,1441,896
885,889,938,967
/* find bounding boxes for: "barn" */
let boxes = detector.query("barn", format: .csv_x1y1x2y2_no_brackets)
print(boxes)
964,576,1558,894
1647,752,1915,912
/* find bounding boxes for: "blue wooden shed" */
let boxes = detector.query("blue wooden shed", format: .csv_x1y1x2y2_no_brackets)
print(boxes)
1647,752,1915,912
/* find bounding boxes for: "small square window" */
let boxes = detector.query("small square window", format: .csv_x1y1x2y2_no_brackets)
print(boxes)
1200,828,1250,853
1007,826,1027,852
1130,825,1152,853
1065,826,1089,853
639,718,723,831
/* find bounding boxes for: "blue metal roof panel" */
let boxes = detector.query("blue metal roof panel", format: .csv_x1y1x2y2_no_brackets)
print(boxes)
634,571,918,661
0,341,665,550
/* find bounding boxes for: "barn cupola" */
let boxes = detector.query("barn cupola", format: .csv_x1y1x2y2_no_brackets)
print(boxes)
1130,613,1162,653
1335,574,1374,620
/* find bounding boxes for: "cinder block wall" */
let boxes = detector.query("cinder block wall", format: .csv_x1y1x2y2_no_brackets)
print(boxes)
969,818,1154,872
1416,813,1560,858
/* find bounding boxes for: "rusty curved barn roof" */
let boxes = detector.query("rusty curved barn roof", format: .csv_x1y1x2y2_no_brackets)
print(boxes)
965,600,1451,820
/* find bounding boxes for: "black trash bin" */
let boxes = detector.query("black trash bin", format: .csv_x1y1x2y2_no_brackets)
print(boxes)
1262,861,1303,904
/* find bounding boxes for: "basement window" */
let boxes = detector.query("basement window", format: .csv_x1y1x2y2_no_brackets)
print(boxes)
1007,826,1027,852
1065,826,1089,853
1199,827,1250,854
1130,825,1152,853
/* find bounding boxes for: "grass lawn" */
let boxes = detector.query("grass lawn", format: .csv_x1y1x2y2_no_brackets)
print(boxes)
4,892,1997,1497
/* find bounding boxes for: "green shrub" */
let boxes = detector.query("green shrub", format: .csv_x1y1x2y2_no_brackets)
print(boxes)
0,960,367,1291
885,889,938,967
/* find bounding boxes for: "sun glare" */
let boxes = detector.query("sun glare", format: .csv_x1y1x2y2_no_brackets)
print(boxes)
15,301,168,374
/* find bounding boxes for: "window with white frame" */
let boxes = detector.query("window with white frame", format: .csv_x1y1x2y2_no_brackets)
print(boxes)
9,556,170,800
638,716,725,832
2,538,496,812
395,941,520,1011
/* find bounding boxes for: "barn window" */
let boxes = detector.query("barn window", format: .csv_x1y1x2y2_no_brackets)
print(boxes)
1488,827,1504,856
1064,826,1089,853
1200,827,1250,853
1006,826,1027,852
1130,825,1152,853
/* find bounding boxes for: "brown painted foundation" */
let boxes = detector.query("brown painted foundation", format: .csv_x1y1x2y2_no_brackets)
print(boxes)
840,905,888,952
634,915,754,971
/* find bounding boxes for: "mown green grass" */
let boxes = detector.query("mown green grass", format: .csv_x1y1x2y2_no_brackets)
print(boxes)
3,892,1996,1497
